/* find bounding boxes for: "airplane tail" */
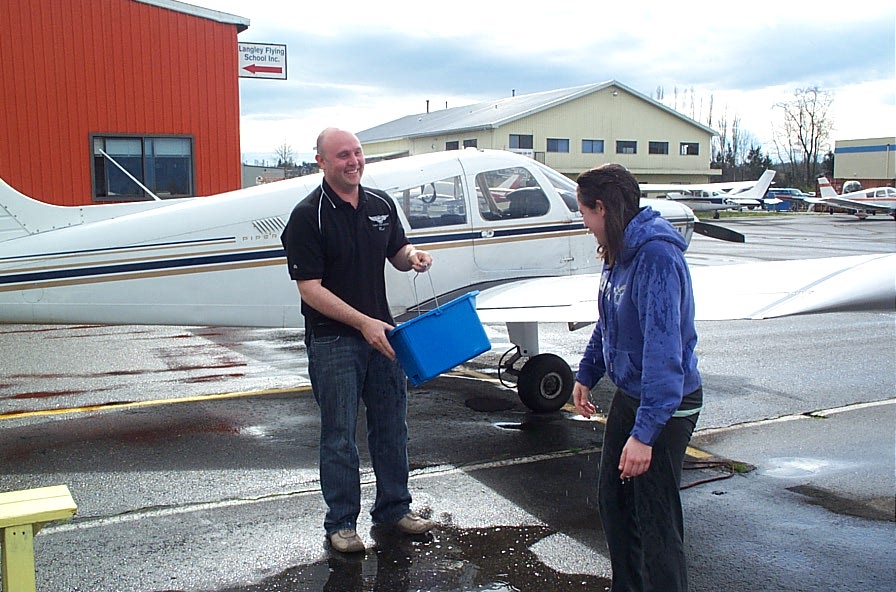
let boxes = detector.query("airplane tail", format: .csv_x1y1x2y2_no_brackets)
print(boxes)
0,177,46,242
0,177,171,244
817,177,838,198
739,169,776,200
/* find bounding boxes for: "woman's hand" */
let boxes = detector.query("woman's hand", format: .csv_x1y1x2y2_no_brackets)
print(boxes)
619,436,652,480
572,381,596,418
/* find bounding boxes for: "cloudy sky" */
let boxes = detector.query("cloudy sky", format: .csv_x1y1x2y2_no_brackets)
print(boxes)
194,0,895,165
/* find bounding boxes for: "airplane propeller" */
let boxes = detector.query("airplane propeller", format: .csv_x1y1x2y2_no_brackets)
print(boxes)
693,221,745,243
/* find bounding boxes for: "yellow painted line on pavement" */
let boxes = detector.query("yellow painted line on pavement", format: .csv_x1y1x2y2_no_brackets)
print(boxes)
559,403,715,460
0,386,312,421
686,445,712,459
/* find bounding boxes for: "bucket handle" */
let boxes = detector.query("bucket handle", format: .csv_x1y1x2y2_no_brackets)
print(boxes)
411,271,441,316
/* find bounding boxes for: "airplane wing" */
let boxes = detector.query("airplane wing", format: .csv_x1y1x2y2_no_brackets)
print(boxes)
640,179,754,194
639,170,775,196
475,253,896,323
816,195,896,214
475,275,600,324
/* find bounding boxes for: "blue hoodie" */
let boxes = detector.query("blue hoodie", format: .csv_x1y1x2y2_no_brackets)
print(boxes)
575,206,701,446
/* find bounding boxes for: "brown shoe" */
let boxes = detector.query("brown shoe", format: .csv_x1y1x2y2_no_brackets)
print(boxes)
329,529,365,553
395,512,434,535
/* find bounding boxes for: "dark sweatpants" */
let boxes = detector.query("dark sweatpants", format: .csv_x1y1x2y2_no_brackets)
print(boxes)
598,388,700,592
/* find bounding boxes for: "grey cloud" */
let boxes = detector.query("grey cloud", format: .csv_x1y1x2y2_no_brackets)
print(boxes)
237,16,893,121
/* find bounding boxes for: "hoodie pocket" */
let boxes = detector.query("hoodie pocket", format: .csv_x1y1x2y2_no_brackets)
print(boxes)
606,344,642,390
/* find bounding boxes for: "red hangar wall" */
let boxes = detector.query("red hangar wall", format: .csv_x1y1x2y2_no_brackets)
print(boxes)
0,0,249,205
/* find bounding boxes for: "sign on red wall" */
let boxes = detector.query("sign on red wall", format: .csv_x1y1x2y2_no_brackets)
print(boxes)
238,42,287,79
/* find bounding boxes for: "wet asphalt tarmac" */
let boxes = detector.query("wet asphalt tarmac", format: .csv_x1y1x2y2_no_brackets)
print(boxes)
0,214,894,591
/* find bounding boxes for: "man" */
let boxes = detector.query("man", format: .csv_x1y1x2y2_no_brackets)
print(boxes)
280,128,434,553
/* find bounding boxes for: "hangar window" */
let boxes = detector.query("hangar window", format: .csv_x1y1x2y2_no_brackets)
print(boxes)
616,140,637,155
92,135,194,201
546,138,569,153
680,142,699,156
463,139,478,148
649,141,669,155
446,141,459,150
509,134,533,150
582,139,604,154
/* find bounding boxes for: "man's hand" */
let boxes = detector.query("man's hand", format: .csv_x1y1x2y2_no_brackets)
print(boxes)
407,248,433,272
359,317,396,360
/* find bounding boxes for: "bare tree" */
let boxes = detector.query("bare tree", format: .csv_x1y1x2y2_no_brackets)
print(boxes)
715,111,729,165
274,141,296,167
729,115,742,172
772,87,833,187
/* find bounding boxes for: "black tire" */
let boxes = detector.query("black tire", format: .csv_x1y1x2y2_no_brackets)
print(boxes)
517,353,574,413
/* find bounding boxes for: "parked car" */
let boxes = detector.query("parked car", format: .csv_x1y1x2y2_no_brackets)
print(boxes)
766,188,811,201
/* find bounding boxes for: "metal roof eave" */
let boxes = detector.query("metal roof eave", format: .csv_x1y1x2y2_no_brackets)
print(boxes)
359,80,719,143
609,80,719,137
363,124,500,144
134,0,250,32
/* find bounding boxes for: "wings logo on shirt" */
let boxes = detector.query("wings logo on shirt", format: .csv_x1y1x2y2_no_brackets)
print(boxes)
368,214,390,231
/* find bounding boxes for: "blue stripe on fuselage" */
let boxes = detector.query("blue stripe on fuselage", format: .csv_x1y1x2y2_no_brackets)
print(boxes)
0,248,284,286
1,218,690,288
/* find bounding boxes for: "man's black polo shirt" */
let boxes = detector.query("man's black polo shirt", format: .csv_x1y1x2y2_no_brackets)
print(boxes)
280,180,409,338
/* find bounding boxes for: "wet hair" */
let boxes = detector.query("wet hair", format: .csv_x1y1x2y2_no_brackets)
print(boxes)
576,163,641,266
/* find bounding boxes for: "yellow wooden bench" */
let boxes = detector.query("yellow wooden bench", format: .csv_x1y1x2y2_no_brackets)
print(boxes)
0,485,77,592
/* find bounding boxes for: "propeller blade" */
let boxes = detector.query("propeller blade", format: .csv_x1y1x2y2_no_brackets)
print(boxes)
693,221,745,243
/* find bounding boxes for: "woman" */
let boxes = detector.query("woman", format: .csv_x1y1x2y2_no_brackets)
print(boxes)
572,163,702,592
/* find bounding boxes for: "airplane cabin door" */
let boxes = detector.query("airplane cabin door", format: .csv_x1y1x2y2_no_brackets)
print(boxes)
470,165,574,274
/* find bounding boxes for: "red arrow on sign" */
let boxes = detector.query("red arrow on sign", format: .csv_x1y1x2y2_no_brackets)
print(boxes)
243,64,283,75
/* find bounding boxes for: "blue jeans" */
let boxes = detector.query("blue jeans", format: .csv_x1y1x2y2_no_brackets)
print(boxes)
307,332,411,534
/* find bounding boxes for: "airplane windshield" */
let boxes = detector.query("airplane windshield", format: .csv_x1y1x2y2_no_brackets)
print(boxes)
537,163,579,212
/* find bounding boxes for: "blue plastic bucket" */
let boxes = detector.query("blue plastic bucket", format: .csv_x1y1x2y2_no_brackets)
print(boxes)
388,290,491,386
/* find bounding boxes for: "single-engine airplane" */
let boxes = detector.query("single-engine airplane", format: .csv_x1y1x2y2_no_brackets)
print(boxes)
1,149,893,412
810,177,896,219
639,170,777,216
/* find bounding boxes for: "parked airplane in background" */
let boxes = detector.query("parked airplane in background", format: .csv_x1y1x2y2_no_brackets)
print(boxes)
811,177,896,219
1,150,892,412
639,170,776,218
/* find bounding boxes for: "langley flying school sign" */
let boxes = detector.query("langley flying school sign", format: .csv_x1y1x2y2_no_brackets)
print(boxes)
238,42,287,79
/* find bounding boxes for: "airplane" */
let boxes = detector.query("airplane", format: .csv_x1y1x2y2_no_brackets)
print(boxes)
810,177,896,219
639,170,777,219
1,149,892,413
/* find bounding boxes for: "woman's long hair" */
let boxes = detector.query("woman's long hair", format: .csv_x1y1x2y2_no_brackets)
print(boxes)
576,164,641,266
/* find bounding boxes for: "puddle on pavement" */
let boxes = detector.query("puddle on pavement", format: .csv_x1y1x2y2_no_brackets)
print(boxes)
787,484,896,522
494,422,537,431
197,525,609,592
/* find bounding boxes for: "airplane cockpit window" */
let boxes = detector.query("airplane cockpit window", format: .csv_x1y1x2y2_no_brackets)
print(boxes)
390,176,467,229
539,164,579,212
475,167,550,220
842,180,863,194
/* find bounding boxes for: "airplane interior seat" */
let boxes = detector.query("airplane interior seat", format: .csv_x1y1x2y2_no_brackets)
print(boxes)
408,215,435,229
438,214,466,226
506,188,549,218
